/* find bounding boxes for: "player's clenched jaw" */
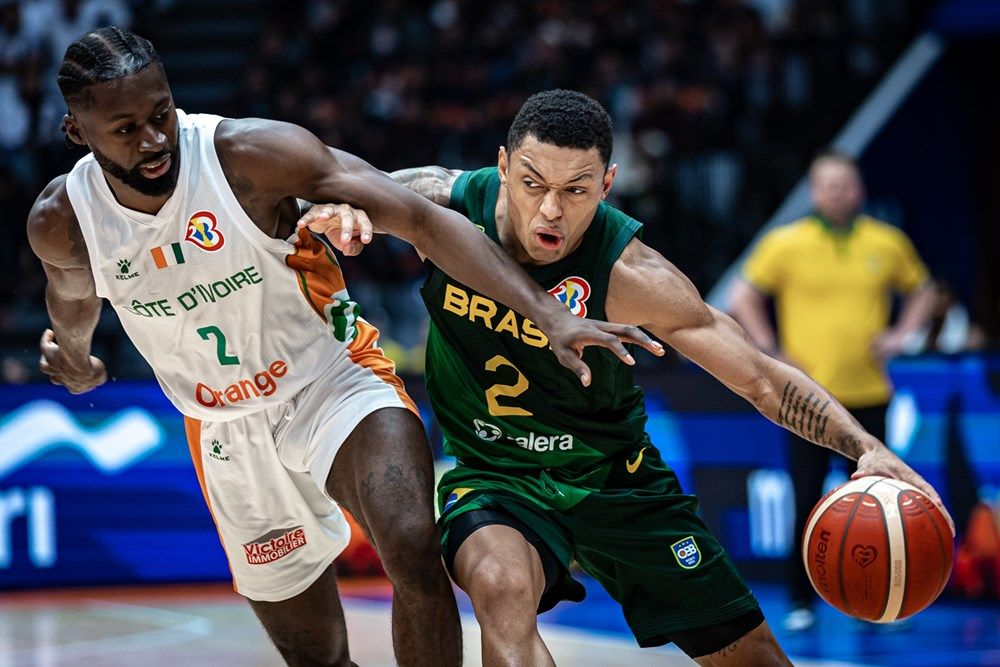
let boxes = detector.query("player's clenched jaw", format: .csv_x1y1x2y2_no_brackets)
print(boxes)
63,64,181,201
497,134,616,266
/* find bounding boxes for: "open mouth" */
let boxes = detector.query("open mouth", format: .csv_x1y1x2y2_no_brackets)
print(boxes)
535,229,564,251
140,154,172,179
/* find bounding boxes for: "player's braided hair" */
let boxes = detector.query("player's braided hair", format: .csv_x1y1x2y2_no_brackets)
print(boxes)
57,26,161,110
507,89,613,168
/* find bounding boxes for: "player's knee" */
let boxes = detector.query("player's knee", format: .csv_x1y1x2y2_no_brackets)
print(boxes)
375,517,442,583
467,556,536,619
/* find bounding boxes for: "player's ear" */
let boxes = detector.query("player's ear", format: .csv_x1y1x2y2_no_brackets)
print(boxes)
62,112,87,147
497,146,508,185
602,163,617,200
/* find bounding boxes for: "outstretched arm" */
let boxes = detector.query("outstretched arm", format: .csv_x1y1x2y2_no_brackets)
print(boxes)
217,120,663,384
26,176,107,394
608,239,953,530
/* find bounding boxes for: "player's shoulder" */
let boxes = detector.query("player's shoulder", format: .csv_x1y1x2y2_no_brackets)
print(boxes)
610,238,708,327
27,174,78,261
856,215,912,244
214,117,321,160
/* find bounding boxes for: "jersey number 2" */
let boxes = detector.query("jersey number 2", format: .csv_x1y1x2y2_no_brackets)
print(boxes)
197,326,240,366
484,355,532,417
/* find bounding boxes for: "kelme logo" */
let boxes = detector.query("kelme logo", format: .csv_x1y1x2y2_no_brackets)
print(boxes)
548,276,591,318
209,438,230,462
671,536,702,569
115,258,139,281
185,210,226,251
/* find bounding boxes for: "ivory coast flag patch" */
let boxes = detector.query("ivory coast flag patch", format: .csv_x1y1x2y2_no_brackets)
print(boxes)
150,242,185,269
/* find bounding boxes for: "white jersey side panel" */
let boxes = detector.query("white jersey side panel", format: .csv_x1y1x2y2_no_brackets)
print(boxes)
66,110,358,421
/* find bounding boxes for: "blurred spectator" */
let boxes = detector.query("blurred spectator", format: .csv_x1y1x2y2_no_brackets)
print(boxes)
728,150,936,631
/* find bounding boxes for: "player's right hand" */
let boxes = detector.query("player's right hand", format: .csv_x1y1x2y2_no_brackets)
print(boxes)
39,329,107,394
297,203,375,256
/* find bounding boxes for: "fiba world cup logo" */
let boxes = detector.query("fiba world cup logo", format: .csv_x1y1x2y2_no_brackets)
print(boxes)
548,276,591,318
185,210,226,251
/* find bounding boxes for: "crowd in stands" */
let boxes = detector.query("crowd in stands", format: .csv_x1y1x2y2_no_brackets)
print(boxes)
0,0,949,378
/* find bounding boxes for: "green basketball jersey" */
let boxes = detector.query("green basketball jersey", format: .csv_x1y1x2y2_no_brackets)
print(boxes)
421,167,650,497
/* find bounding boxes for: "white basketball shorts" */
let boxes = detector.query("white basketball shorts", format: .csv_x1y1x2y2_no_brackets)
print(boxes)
183,323,418,601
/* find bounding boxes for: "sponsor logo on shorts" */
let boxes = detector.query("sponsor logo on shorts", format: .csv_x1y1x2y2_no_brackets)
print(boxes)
625,446,647,474
208,439,230,462
243,526,307,565
547,276,591,318
671,536,702,569
470,420,574,453
443,487,474,513
185,210,226,252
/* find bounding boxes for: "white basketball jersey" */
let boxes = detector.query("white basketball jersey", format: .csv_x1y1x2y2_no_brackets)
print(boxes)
66,110,361,421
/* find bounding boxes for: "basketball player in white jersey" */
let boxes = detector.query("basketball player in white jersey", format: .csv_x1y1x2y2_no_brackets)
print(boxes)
26,27,664,666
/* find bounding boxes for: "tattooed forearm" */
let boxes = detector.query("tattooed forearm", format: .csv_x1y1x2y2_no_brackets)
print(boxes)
776,380,869,459
777,381,830,442
388,166,462,206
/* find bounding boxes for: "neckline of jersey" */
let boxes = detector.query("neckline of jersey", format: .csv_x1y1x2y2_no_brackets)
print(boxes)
92,110,191,228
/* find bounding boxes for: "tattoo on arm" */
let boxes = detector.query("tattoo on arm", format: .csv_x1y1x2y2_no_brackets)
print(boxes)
777,381,867,458
777,381,830,441
388,166,461,207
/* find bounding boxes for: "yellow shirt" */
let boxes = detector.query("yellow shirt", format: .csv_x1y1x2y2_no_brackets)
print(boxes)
741,215,928,407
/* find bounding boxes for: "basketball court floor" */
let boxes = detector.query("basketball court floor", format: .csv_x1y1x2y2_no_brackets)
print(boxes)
2,574,997,666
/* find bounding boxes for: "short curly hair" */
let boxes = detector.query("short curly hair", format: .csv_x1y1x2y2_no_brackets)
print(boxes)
507,89,613,168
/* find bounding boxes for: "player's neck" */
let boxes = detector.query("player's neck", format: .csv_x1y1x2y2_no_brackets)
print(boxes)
102,172,174,215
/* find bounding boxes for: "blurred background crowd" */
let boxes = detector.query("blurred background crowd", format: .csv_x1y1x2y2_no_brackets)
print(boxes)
0,0,991,379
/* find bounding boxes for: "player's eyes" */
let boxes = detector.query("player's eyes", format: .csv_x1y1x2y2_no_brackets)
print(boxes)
567,188,586,195
116,124,135,135
523,180,542,189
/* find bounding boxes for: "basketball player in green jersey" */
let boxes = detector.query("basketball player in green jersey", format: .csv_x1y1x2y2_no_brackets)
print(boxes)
300,90,953,666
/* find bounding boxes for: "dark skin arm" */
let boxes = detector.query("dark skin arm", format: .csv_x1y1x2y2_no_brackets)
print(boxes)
26,176,107,394
607,239,954,532
215,119,663,384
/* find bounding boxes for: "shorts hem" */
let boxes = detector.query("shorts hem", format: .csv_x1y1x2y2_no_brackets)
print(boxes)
631,594,761,647
306,395,411,497
233,542,346,602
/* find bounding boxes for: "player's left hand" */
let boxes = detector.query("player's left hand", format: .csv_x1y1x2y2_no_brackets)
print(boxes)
297,203,374,256
543,316,665,387
853,446,955,535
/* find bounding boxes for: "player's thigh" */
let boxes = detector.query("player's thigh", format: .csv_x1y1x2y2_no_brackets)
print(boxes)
327,407,438,555
453,523,547,610
693,619,790,667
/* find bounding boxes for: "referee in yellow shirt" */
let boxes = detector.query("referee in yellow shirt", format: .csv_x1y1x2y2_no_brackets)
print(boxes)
730,150,936,632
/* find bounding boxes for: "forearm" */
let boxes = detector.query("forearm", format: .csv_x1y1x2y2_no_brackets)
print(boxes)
45,286,101,362
754,356,877,460
892,283,936,336
729,282,777,350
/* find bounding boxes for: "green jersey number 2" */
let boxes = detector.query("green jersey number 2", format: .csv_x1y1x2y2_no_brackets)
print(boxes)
197,325,240,366
484,354,533,417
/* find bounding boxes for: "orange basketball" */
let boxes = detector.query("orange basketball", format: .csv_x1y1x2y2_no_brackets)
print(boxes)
802,475,954,622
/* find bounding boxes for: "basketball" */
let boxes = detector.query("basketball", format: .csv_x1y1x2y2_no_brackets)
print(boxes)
802,475,954,622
